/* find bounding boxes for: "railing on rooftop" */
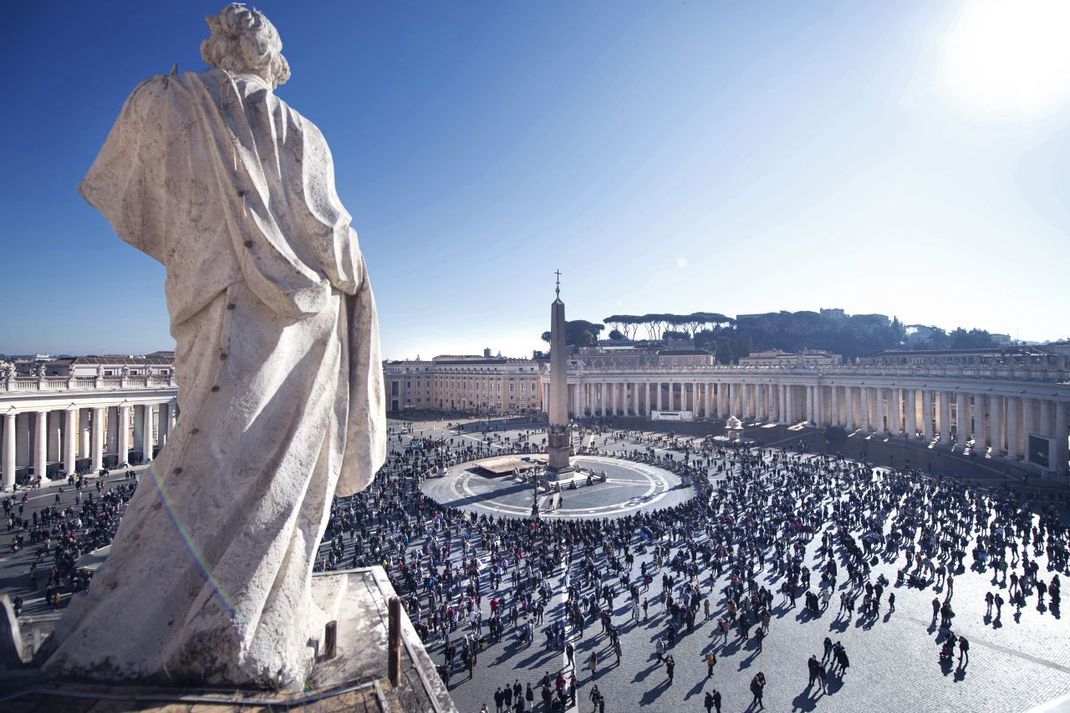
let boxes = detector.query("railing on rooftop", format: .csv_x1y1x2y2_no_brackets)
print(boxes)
0,374,177,393
555,363,1070,384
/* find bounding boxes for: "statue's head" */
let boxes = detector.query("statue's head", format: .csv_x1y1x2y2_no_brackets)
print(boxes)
201,3,290,88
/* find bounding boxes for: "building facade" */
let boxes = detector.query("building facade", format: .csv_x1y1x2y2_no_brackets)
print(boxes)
0,356,179,488
383,353,544,415
543,349,1070,475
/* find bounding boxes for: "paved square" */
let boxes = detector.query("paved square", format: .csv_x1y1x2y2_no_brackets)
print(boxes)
3,417,1069,713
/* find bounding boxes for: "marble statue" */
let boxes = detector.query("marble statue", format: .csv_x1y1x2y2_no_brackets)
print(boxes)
42,4,386,689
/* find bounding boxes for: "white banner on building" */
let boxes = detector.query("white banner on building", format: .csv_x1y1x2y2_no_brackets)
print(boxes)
651,410,694,422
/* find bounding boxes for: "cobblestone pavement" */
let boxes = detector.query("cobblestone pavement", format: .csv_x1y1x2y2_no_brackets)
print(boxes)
4,418,1069,713
397,424,1070,713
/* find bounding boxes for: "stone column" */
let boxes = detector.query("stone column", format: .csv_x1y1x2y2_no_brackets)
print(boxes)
64,407,77,474
727,383,735,415
1040,399,1053,439
904,389,916,438
90,404,104,471
645,383,652,417
119,404,132,465
35,410,48,479
814,385,824,427
1006,397,1020,460
79,408,92,457
139,403,155,460
859,387,870,431
922,390,934,440
1055,402,1068,475
2,412,15,490
656,383,663,412
785,385,794,425
956,392,968,447
975,394,988,450
872,387,882,430
989,395,1003,455
47,411,62,463
1022,398,1035,457
938,392,950,443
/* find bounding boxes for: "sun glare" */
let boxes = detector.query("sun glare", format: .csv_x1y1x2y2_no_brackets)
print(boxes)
942,0,1070,119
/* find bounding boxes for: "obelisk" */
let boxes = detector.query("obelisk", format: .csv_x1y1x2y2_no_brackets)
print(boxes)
545,270,574,479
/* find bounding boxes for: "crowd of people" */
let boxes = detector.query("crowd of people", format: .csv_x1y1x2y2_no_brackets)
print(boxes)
2,417,1068,711
313,421,1070,711
3,470,138,615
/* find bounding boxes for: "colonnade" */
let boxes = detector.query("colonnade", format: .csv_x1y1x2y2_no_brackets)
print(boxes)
0,399,178,489
543,376,1070,474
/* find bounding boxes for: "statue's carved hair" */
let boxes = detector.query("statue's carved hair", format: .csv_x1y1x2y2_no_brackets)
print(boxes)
200,3,290,87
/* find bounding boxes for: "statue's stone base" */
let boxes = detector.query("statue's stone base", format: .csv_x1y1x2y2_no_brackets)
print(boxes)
542,465,577,482
0,567,455,713
547,426,572,475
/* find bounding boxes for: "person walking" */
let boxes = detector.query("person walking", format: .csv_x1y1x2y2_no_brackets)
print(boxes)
750,671,766,709
807,654,822,689
665,654,675,683
589,685,605,713
703,651,717,677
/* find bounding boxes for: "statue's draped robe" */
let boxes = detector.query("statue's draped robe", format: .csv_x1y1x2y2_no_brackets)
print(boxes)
43,69,386,688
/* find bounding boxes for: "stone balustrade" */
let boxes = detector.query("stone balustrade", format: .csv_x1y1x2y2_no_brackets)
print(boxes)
0,376,180,489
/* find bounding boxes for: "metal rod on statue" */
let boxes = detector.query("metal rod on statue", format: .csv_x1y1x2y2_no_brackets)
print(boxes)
388,596,401,686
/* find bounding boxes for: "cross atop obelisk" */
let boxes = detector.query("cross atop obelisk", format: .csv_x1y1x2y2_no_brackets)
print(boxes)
554,269,561,299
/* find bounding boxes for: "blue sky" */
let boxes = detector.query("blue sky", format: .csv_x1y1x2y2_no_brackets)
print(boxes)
2,1,1068,359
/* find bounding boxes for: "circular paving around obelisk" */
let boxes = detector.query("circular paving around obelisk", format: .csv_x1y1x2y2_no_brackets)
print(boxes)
420,455,694,520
